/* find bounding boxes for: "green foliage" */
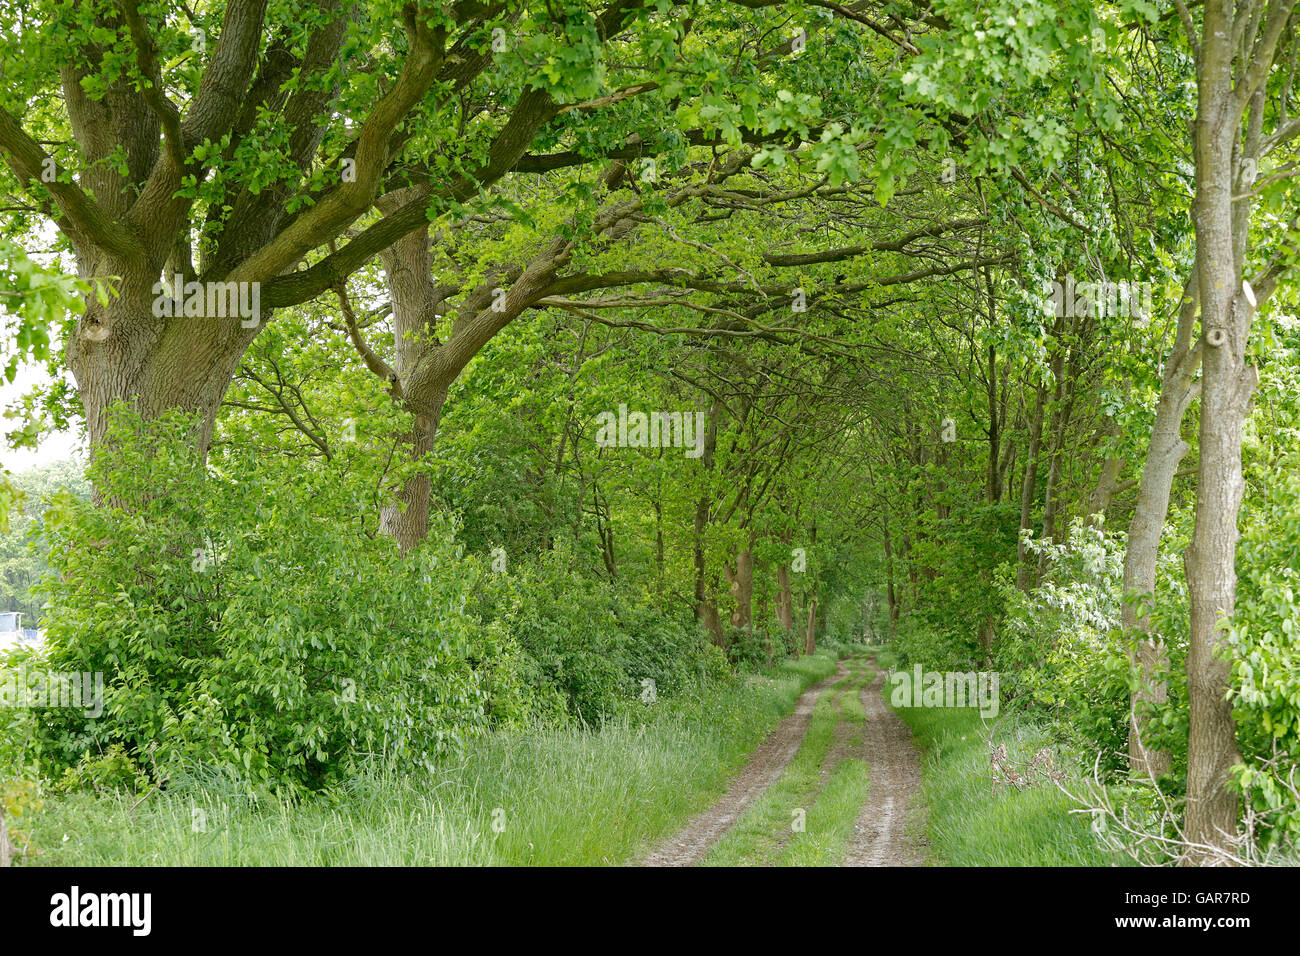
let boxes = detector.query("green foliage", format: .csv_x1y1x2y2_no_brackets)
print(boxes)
889,615,976,672
21,648,839,866
0,238,96,386
0,459,89,622
913,502,1019,660
0,644,40,782
469,546,726,724
1229,413,1300,840
996,520,1187,779
33,406,488,791
3,0,1299,867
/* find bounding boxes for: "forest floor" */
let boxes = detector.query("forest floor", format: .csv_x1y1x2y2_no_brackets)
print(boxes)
637,654,927,867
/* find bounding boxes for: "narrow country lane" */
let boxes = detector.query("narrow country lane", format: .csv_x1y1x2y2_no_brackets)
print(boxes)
636,666,844,866
636,655,927,867
841,658,927,866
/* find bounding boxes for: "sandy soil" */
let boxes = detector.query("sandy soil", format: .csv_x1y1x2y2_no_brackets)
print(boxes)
635,666,843,867
840,658,927,866
635,656,928,867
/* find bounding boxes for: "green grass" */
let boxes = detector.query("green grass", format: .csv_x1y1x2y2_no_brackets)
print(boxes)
889,681,1131,867
18,650,843,866
702,654,874,867
778,756,870,865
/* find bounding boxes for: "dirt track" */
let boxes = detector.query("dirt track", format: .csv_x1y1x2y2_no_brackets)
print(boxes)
636,655,927,867
840,660,926,866
636,666,842,866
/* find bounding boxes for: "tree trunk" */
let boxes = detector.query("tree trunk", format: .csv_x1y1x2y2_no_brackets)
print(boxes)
1123,273,1201,781
1083,449,1124,527
70,269,260,465
776,563,795,633
1183,44,1260,859
365,187,580,550
1015,382,1047,590
377,392,446,551
727,548,754,630
370,189,453,551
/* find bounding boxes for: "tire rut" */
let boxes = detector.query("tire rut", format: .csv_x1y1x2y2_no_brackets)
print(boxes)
841,656,927,867
635,664,845,867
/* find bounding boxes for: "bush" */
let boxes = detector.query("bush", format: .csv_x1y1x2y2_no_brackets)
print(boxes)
907,500,1019,657
889,614,979,672
33,408,488,791
1228,456,1300,844
724,625,775,670
995,519,1187,779
468,546,725,724
0,644,40,781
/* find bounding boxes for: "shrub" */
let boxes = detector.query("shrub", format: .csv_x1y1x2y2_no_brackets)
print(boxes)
468,546,724,723
34,407,488,791
995,519,1188,779
1228,457,1300,844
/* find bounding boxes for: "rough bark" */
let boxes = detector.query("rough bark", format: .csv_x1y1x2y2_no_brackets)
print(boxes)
1184,71,1252,862
70,272,261,458
1083,444,1125,528
726,548,754,630
804,598,817,656
1123,272,1201,781
368,189,450,550
776,563,796,632
378,394,446,550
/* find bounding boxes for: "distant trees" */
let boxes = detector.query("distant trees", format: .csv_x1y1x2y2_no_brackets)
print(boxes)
0,460,89,621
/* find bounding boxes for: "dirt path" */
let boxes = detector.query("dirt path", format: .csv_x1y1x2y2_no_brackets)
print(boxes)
636,666,843,867
841,657,927,866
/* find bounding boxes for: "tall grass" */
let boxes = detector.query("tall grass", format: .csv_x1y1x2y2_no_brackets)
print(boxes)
20,650,843,866
889,676,1131,867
